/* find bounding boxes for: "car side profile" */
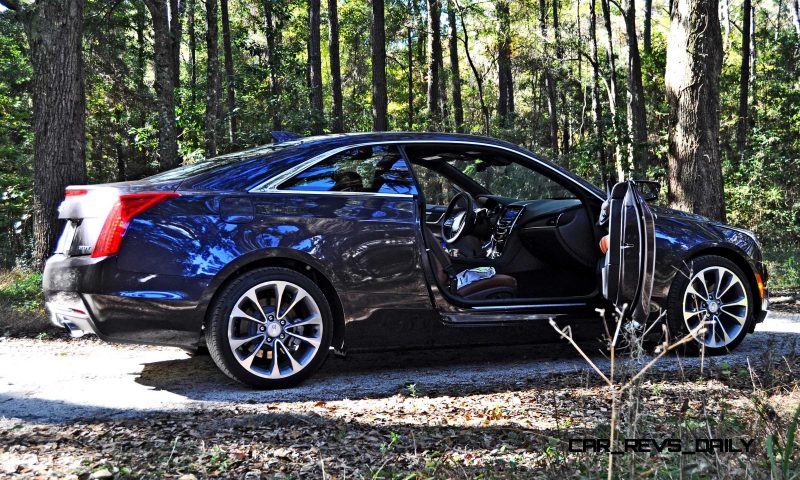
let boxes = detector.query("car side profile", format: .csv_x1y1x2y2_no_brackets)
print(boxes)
43,133,769,387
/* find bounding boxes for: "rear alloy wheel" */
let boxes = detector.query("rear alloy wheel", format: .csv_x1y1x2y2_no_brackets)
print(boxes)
207,268,333,388
667,255,753,355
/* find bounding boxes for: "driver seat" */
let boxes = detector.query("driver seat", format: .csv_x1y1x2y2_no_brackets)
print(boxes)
423,226,517,300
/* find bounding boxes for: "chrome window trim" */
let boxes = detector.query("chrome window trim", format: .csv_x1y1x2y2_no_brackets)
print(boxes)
249,140,605,201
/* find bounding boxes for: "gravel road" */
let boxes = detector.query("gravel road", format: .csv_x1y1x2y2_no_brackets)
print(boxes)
2,312,798,423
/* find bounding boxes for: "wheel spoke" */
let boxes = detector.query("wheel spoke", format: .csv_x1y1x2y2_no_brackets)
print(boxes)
231,304,265,325
683,309,703,322
286,312,322,328
230,334,264,350
286,331,321,348
277,340,302,372
717,319,733,344
244,289,268,321
268,341,281,378
273,281,287,318
698,270,711,298
717,275,737,299
721,296,747,308
721,308,747,325
279,290,308,319
686,283,706,300
239,336,267,369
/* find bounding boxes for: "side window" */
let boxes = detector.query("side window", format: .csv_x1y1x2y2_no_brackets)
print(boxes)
410,163,461,206
278,145,417,195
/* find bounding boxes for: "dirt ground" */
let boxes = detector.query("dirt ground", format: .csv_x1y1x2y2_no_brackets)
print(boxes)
1,312,799,479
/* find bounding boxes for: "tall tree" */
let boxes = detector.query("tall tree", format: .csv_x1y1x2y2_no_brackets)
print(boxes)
736,0,752,157
144,0,181,171
496,0,513,127
665,0,725,221
792,0,800,37
328,0,344,132
589,0,607,178
553,0,568,156
220,0,238,145
447,0,463,132
205,0,223,156
169,0,182,90
0,0,87,269
309,0,324,134
538,0,559,157
263,0,282,130
407,23,414,130
371,0,388,130
426,0,444,129
456,0,489,134
623,0,648,174
600,0,622,175
644,0,653,54
188,0,198,105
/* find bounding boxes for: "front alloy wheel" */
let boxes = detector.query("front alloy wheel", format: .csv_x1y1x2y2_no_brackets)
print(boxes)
668,255,754,354
207,268,333,388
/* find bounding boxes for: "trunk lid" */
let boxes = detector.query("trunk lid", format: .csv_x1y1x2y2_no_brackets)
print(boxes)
55,179,181,257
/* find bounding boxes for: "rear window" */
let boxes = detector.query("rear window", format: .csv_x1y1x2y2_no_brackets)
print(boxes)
146,144,290,182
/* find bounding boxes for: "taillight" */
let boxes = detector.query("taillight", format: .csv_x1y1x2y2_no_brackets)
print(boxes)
91,192,180,258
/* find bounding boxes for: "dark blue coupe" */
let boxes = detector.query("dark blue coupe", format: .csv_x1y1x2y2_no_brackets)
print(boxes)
43,133,769,387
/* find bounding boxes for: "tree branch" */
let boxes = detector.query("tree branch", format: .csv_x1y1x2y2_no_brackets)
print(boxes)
0,0,20,11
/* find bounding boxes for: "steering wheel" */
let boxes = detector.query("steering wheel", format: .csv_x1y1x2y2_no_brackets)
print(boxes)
441,192,476,244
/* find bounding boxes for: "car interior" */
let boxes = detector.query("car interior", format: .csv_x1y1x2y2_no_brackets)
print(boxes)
403,144,603,304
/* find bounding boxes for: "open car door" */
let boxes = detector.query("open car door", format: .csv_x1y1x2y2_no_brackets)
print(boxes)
601,181,656,321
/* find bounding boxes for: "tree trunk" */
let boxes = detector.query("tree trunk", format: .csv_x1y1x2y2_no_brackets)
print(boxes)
169,0,182,91
623,0,648,175
220,0,237,145
590,0,607,179
554,0,568,157
263,0,282,131
407,25,414,129
426,0,443,129
309,0,324,134
538,0,559,157
5,0,88,269
644,0,652,54
666,0,725,221
791,0,800,37
328,0,344,133
205,0,222,156
496,0,513,127
601,0,622,177
145,0,181,170
188,0,197,105
371,0,388,130
457,1,489,134
736,0,751,158
447,0,463,132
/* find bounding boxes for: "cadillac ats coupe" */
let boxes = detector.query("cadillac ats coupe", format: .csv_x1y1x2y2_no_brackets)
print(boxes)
43,133,769,387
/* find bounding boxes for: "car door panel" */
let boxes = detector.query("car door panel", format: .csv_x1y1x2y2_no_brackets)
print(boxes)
602,181,656,320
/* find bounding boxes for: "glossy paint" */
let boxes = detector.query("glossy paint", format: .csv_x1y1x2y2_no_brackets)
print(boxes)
42,132,768,350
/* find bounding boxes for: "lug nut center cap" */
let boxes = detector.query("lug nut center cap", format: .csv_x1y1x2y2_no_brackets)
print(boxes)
267,323,282,337
707,301,720,314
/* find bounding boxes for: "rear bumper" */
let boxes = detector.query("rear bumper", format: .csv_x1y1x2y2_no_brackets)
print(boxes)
43,253,208,348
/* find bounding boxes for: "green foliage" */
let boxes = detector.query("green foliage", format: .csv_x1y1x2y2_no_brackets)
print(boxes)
0,270,44,312
0,0,798,270
767,403,800,479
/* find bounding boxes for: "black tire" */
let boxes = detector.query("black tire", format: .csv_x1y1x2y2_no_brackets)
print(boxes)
666,255,754,355
206,267,333,388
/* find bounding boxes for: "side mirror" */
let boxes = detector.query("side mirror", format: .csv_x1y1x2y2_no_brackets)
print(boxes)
634,180,660,202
